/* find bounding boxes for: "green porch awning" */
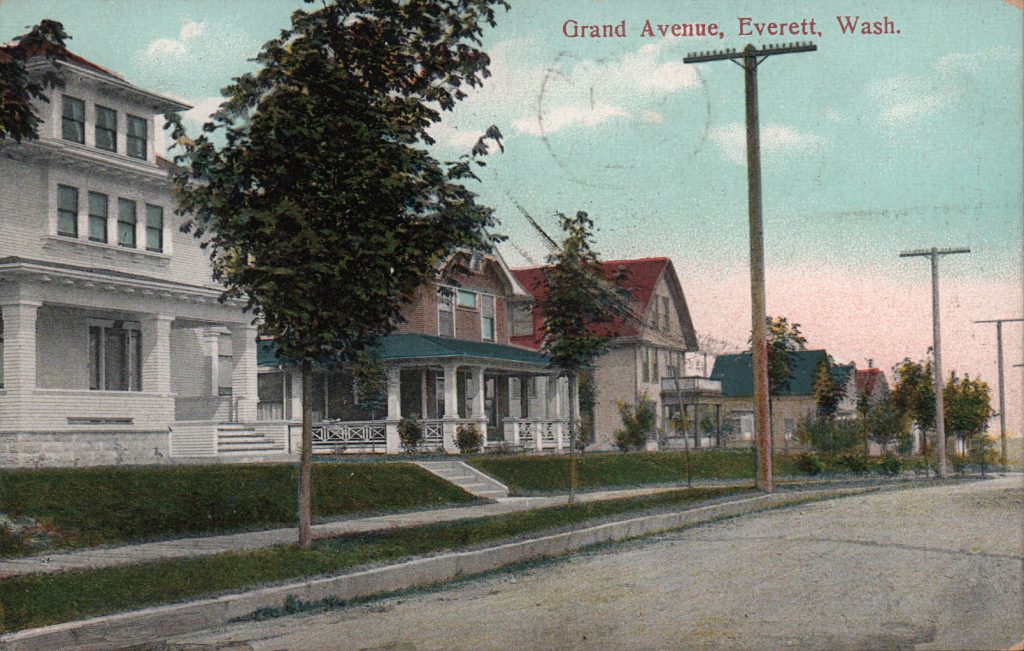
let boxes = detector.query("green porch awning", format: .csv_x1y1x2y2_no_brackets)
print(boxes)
258,334,552,369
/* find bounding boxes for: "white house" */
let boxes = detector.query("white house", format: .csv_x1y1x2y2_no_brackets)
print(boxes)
0,50,276,466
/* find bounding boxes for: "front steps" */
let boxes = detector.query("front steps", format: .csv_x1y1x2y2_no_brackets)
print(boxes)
414,460,509,499
217,423,286,455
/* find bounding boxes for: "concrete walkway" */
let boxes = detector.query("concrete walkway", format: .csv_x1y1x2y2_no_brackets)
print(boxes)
0,485,692,578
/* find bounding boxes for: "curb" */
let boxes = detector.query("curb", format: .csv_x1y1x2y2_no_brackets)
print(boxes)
0,485,879,650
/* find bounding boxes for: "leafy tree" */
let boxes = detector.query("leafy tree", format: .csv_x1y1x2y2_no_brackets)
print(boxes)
0,19,68,142
795,416,861,454
351,352,387,421
538,210,629,502
891,358,935,460
865,395,907,454
166,0,508,546
615,397,656,452
943,372,992,447
750,316,806,455
812,356,845,420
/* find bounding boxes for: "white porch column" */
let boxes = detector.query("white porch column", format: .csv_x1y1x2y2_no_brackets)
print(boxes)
289,368,303,421
546,373,563,419
0,300,41,395
385,366,401,454
228,324,258,422
141,314,173,395
442,364,458,453
202,327,220,396
470,367,485,418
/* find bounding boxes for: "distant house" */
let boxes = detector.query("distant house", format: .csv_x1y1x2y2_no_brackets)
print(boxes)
511,257,705,450
256,250,575,454
710,350,857,452
855,367,890,409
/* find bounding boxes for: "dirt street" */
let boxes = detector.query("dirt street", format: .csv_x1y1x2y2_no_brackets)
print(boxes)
168,476,1024,651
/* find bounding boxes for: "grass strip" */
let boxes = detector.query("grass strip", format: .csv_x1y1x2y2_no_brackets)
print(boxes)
468,450,809,492
0,485,748,633
0,463,474,555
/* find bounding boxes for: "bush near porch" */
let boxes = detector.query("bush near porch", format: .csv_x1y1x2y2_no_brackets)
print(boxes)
0,463,474,555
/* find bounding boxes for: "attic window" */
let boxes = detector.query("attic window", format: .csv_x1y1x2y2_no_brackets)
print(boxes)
510,303,533,337
469,252,484,272
662,296,670,330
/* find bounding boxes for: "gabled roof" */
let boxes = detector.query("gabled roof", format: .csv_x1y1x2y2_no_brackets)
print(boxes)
258,333,551,368
510,256,699,350
855,368,887,396
710,349,855,398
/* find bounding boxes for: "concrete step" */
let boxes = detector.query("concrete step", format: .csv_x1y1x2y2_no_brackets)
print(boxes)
413,460,509,499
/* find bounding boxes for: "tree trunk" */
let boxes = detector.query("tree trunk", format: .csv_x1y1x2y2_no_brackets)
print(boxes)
299,360,313,548
568,372,578,505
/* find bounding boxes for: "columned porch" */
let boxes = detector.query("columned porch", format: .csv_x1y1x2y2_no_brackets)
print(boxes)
660,376,725,449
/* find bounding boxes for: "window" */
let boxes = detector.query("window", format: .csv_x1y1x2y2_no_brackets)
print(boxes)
57,185,78,237
457,289,477,309
469,252,484,272
126,115,147,160
784,418,796,440
481,295,495,341
95,105,117,152
145,204,163,252
662,296,670,330
217,333,233,396
88,192,108,243
89,322,142,391
510,302,533,337
650,300,659,328
652,348,660,381
117,198,137,247
641,347,650,383
437,287,454,337
61,96,85,143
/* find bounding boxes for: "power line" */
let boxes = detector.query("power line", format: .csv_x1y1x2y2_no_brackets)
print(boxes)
900,246,971,479
684,42,818,494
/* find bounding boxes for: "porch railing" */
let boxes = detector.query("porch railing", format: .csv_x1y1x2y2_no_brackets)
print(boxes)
310,420,387,454
503,418,569,451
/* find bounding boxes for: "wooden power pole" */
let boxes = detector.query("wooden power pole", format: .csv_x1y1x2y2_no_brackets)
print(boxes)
684,42,817,493
973,317,1023,467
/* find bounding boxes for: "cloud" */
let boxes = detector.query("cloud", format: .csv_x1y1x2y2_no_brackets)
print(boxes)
870,47,1022,126
428,122,490,150
428,39,701,148
512,103,629,136
142,21,206,59
709,123,827,166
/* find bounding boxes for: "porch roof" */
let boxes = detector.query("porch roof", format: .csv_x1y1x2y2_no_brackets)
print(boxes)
258,334,553,369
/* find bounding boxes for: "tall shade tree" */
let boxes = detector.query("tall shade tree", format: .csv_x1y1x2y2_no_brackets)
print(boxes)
891,358,936,463
166,0,508,547
943,373,992,446
538,211,629,503
0,19,67,142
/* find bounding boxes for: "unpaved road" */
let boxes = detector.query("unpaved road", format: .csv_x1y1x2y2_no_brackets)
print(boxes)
168,476,1024,651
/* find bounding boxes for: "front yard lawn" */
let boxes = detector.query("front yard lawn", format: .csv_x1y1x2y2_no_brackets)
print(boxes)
467,449,807,493
0,463,474,555
0,485,748,633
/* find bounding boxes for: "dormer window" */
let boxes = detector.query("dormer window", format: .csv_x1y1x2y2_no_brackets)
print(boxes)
95,106,117,152
127,115,147,160
61,96,85,144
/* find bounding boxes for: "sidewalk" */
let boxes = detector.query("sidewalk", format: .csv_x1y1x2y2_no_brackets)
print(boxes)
0,485,691,578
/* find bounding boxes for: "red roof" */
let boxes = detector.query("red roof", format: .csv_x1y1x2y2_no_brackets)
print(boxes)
855,368,885,396
510,257,683,350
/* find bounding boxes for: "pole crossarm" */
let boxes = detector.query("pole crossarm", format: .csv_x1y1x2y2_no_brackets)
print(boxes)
899,247,971,257
683,42,817,64
974,318,1024,324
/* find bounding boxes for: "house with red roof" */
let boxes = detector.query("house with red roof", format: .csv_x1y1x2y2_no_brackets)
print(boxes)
512,257,710,450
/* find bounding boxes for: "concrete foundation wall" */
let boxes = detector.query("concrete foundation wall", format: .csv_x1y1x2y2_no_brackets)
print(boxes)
0,430,171,467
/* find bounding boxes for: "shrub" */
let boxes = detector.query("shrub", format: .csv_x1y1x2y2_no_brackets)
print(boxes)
837,453,869,474
398,417,423,452
613,397,656,451
796,453,824,476
796,417,862,454
878,455,902,475
968,436,998,474
455,422,483,454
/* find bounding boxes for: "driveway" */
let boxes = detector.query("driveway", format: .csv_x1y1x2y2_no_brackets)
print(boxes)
167,475,1024,650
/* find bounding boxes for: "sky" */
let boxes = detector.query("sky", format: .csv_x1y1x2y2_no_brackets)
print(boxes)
2,0,1022,436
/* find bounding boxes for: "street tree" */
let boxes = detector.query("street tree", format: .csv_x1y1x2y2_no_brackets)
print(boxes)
166,0,508,547
943,372,992,455
865,394,907,454
812,355,845,421
538,211,630,502
751,316,807,454
891,358,936,463
0,19,67,142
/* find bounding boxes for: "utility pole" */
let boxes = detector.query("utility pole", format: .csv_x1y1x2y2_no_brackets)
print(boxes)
899,247,971,478
973,318,1023,466
685,42,817,493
